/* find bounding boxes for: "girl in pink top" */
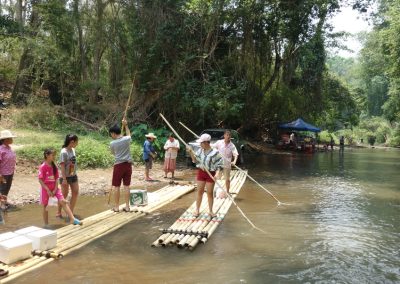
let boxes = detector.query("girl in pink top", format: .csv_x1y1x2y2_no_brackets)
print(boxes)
38,149,81,226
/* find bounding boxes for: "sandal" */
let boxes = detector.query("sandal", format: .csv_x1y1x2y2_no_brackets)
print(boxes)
56,213,63,218
73,218,82,225
0,269,9,277
209,213,217,218
111,208,120,213
122,207,130,212
193,212,200,218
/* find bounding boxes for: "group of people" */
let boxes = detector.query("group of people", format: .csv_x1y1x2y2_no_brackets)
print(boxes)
0,129,81,226
0,122,238,226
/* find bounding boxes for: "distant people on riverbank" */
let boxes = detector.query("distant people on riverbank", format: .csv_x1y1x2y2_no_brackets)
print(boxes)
39,149,81,226
330,136,334,150
109,119,132,212
0,130,17,209
340,136,345,149
57,134,79,218
187,133,223,218
163,134,179,180
213,130,238,193
143,133,157,181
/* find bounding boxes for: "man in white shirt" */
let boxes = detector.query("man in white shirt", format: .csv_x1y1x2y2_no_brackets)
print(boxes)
213,130,238,193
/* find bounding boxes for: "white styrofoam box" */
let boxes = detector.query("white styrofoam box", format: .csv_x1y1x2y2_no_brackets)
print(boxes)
0,232,18,243
0,235,33,264
26,229,57,251
14,226,41,236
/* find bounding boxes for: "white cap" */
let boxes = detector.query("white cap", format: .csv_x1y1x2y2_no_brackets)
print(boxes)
196,133,211,143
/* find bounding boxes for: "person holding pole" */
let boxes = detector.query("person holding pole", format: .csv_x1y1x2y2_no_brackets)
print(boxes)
212,130,238,193
109,119,132,212
187,133,223,218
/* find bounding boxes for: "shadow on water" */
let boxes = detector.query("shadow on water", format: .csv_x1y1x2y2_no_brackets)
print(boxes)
3,148,400,283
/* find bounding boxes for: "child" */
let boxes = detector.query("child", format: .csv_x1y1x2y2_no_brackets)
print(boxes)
109,119,132,212
57,134,79,217
39,149,81,226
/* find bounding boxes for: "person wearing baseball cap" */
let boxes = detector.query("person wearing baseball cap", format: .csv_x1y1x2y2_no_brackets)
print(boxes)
188,133,223,218
0,130,17,208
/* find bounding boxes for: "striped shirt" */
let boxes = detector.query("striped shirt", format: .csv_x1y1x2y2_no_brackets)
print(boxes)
194,148,223,172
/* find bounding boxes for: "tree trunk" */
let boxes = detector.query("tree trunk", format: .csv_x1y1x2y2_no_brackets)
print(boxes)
11,0,41,105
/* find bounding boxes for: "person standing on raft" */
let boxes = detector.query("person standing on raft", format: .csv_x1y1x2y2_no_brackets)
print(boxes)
187,133,223,218
109,119,132,212
213,130,238,193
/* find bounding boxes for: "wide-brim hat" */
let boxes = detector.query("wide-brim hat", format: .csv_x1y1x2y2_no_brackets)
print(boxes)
0,130,17,140
145,133,157,139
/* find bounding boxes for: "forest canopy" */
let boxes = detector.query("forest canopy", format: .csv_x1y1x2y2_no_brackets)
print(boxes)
0,0,399,145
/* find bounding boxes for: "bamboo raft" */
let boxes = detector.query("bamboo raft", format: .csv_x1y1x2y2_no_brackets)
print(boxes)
0,183,195,283
152,170,247,250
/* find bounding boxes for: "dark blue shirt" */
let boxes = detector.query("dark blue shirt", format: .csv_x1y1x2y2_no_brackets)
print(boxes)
143,140,155,160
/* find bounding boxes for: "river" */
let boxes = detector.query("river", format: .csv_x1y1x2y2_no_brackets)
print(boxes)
5,148,400,283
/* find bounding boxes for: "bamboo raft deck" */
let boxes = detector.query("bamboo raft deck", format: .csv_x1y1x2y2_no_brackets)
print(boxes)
0,183,195,283
152,170,247,250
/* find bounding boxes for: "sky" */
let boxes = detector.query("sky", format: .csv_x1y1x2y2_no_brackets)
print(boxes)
328,6,372,58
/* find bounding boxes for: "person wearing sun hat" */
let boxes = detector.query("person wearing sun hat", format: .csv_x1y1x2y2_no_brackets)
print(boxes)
187,133,223,218
143,132,157,181
0,130,17,206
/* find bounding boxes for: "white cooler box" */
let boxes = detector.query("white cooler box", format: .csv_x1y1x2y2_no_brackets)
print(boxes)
14,226,41,236
0,232,19,243
26,229,57,251
130,189,148,206
0,235,32,264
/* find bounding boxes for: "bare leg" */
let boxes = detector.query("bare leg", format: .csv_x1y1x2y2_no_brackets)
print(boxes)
225,179,231,193
43,207,49,225
123,185,130,210
69,182,79,213
205,182,215,215
58,183,69,216
145,168,149,180
196,181,206,215
60,200,78,224
113,186,120,211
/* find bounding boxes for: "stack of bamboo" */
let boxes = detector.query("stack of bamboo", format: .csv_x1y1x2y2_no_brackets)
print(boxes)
0,183,195,283
152,170,247,250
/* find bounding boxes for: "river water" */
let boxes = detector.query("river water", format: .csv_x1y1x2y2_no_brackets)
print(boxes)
5,148,400,283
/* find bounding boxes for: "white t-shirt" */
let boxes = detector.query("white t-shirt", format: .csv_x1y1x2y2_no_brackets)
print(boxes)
164,139,180,159
213,140,238,168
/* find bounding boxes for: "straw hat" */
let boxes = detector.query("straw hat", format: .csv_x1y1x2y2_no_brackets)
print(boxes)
0,130,17,140
145,133,157,139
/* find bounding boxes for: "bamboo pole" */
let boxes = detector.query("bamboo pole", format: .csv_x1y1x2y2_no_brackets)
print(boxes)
160,113,265,234
178,121,285,205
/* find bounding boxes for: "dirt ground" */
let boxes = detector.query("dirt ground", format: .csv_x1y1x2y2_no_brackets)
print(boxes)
7,160,194,206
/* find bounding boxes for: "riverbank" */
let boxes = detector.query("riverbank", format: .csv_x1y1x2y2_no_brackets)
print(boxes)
7,159,193,206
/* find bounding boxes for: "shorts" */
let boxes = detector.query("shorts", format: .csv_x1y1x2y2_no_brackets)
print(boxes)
40,188,64,205
196,169,216,183
112,162,132,187
222,167,231,180
59,175,78,185
0,174,13,196
145,157,153,170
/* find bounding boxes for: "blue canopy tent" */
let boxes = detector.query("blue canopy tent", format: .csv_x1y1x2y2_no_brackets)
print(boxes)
279,118,321,133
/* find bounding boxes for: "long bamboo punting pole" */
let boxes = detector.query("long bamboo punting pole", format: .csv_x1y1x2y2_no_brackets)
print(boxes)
178,121,285,205
160,113,265,234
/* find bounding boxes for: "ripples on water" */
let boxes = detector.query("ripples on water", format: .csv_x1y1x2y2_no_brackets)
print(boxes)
9,149,400,283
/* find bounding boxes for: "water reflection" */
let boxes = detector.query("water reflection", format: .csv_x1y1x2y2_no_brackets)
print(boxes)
8,149,400,283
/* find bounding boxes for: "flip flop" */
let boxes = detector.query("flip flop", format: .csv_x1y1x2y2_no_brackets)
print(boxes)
73,218,82,225
122,207,130,212
111,208,120,213
0,269,9,277
209,213,217,219
193,212,200,218
55,213,63,218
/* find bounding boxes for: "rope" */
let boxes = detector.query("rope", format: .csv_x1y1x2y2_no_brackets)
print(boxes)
160,113,266,234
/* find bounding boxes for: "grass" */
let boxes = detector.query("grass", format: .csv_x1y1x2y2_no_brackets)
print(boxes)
12,128,143,169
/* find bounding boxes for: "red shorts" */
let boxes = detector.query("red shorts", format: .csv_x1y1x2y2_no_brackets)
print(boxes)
196,169,215,183
112,162,132,187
